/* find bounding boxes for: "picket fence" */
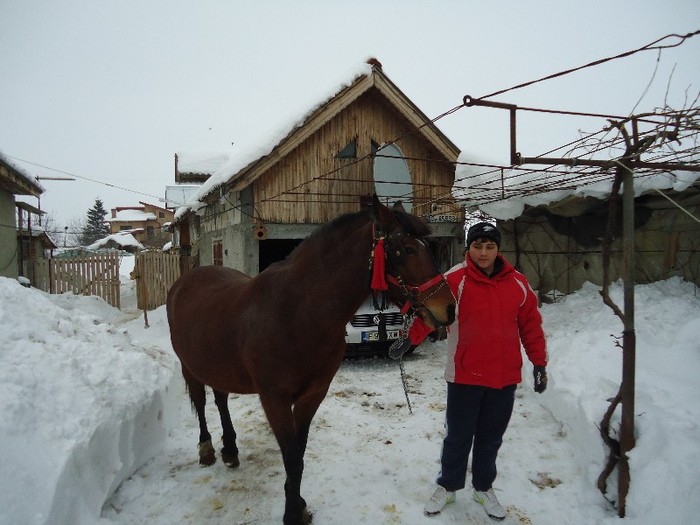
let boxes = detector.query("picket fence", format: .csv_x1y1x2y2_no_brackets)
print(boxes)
133,251,184,310
27,252,121,308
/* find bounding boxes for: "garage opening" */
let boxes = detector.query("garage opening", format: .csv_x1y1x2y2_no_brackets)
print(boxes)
258,239,303,272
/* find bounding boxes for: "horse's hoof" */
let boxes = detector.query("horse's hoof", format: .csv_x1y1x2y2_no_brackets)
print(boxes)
303,507,313,524
283,506,313,525
198,439,216,466
221,449,240,468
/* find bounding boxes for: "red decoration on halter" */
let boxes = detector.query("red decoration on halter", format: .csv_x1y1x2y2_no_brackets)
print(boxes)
371,238,389,291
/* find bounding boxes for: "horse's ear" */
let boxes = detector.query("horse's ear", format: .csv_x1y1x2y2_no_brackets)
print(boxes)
371,194,399,232
392,200,407,213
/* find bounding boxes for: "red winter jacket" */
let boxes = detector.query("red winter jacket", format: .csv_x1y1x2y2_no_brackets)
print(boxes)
409,254,547,388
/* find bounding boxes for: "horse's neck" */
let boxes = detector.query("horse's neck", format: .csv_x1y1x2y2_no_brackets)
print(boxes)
289,221,373,317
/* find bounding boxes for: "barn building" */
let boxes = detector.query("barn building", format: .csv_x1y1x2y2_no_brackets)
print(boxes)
171,61,465,276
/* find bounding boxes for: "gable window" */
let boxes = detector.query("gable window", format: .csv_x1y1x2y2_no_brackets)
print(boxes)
335,139,357,159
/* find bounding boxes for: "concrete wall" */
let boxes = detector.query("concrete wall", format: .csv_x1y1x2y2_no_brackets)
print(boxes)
498,192,700,297
191,189,465,277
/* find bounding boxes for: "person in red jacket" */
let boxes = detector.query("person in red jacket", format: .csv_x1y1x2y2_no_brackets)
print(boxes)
391,222,548,521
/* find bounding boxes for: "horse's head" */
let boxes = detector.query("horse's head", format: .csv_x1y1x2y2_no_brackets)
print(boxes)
370,195,456,330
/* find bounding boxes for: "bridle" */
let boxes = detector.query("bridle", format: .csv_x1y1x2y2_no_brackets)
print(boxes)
370,225,450,327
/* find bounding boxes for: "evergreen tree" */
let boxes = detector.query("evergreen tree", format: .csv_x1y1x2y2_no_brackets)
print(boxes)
80,198,110,246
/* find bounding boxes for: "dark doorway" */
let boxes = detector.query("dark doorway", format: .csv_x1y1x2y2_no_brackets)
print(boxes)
259,239,303,272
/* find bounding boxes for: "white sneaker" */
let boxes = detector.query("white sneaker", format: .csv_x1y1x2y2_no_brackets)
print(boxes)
424,485,456,516
473,488,506,520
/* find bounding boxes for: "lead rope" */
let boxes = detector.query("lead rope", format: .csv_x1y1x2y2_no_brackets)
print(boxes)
397,314,416,415
398,357,413,415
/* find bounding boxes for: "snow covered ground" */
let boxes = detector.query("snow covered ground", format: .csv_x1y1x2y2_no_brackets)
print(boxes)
1,257,698,525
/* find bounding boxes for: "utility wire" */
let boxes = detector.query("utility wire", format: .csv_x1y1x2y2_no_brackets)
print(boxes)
5,155,167,203
478,31,700,100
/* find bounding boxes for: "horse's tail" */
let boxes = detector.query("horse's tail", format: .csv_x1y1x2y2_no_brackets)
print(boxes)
180,365,206,414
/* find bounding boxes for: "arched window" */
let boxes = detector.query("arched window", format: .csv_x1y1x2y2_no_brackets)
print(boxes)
373,143,412,212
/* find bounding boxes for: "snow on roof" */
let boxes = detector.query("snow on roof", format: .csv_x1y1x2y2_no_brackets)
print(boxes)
0,148,44,193
87,231,144,251
176,151,232,175
164,185,202,209
182,62,374,213
453,152,700,220
109,209,157,222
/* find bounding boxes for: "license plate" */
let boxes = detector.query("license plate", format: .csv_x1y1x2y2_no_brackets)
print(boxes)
362,330,400,342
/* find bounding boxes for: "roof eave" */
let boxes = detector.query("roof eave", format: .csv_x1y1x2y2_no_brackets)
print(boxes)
0,162,43,196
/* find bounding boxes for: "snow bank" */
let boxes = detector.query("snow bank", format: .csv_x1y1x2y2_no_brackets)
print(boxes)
538,278,700,523
0,278,181,525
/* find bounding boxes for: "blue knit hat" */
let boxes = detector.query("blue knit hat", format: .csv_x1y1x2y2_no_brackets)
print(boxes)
466,222,501,247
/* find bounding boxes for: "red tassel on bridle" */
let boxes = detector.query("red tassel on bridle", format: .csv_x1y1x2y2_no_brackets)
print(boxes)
371,238,388,291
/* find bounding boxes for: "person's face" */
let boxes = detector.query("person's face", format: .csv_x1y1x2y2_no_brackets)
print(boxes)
468,238,498,274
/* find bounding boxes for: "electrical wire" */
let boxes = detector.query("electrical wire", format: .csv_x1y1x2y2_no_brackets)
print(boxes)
477,31,700,101
5,32,699,226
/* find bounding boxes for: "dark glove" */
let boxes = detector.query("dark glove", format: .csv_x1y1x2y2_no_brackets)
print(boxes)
388,338,413,360
533,365,547,394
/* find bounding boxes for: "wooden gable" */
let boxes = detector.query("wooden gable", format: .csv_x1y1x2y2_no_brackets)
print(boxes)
205,64,461,224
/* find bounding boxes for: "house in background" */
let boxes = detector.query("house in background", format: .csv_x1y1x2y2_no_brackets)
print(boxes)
0,151,50,279
87,230,144,253
170,60,464,276
16,201,57,272
108,202,174,249
164,150,232,210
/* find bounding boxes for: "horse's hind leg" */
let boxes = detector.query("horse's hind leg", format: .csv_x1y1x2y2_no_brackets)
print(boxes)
182,366,216,466
213,389,240,468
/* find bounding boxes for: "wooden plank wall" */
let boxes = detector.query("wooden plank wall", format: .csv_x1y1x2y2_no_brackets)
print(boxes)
26,252,121,308
134,251,181,310
253,91,461,224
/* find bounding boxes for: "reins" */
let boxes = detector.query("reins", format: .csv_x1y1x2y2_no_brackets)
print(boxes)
370,223,449,415
397,314,416,414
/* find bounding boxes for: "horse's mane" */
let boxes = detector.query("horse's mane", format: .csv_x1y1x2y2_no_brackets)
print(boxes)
269,206,432,270
392,208,432,238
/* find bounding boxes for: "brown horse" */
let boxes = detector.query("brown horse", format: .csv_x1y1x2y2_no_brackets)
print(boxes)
166,195,456,525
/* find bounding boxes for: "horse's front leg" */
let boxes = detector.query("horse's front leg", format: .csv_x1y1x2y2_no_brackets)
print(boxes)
259,392,313,525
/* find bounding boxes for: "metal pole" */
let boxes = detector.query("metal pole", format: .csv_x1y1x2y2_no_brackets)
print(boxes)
618,162,636,517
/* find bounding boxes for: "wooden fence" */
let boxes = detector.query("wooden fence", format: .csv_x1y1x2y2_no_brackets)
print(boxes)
26,252,121,308
133,251,183,311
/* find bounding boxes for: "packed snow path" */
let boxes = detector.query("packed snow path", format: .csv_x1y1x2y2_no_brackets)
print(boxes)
102,342,594,525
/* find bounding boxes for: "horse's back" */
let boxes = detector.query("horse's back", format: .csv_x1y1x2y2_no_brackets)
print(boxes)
167,266,253,381
169,265,248,301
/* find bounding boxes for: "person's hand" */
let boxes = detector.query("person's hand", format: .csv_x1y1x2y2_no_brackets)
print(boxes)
388,338,413,359
533,365,547,393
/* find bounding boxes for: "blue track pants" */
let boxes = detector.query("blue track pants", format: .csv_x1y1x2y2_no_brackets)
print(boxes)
436,382,516,492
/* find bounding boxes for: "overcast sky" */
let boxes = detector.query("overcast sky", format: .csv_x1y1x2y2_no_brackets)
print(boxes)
1,0,698,234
